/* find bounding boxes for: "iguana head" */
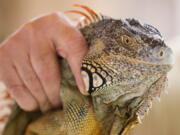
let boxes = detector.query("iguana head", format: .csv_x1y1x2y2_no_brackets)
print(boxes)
68,4,173,99
79,18,173,94
82,18,173,65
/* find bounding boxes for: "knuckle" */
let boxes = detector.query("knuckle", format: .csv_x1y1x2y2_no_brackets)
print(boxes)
20,22,34,36
48,12,64,19
49,12,60,17
48,12,68,26
34,12,61,25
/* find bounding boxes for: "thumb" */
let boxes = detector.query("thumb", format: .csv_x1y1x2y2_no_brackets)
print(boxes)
52,14,88,94
56,29,88,95
67,52,88,95
65,34,88,95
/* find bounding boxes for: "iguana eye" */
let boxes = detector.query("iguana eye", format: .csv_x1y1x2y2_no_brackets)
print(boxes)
121,35,133,46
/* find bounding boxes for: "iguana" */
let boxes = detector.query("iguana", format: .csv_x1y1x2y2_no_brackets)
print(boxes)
1,4,173,135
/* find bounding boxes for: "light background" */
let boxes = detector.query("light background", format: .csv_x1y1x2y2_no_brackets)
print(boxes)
0,0,180,135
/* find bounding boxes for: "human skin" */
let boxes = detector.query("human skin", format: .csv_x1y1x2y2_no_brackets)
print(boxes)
0,12,87,112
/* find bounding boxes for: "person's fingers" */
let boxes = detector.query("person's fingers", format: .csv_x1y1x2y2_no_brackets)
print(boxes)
12,54,52,112
30,12,88,95
54,26,88,94
0,66,39,111
45,14,88,95
0,50,38,111
30,39,61,108
65,31,88,95
3,30,52,112
67,54,88,95
0,12,89,114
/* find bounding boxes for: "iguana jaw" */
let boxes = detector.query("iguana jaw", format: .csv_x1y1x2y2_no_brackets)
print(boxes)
102,53,173,71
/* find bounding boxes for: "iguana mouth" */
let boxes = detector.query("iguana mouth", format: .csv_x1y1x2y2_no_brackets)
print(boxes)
127,55,174,66
110,52,174,67
136,47,174,66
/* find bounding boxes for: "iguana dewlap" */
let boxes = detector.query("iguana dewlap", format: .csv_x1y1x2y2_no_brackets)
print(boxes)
2,4,173,135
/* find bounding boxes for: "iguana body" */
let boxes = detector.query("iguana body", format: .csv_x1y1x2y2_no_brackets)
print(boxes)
2,5,173,135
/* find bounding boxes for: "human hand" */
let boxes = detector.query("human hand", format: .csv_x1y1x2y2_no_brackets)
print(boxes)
0,12,87,112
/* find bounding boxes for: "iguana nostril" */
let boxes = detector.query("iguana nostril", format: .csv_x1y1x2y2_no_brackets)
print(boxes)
159,51,164,57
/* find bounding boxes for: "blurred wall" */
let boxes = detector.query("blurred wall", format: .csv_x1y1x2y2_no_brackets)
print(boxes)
0,0,180,135
0,0,180,41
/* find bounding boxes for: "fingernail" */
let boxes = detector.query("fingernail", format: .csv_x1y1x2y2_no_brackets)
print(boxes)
79,88,89,96
80,71,90,95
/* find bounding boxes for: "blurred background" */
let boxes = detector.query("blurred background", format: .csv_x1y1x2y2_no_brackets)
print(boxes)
0,0,180,135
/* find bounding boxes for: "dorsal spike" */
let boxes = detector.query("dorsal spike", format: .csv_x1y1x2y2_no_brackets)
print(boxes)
65,10,92,22
73,4,100,21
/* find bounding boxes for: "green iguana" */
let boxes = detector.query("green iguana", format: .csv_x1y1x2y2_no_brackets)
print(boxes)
1,4,173,135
